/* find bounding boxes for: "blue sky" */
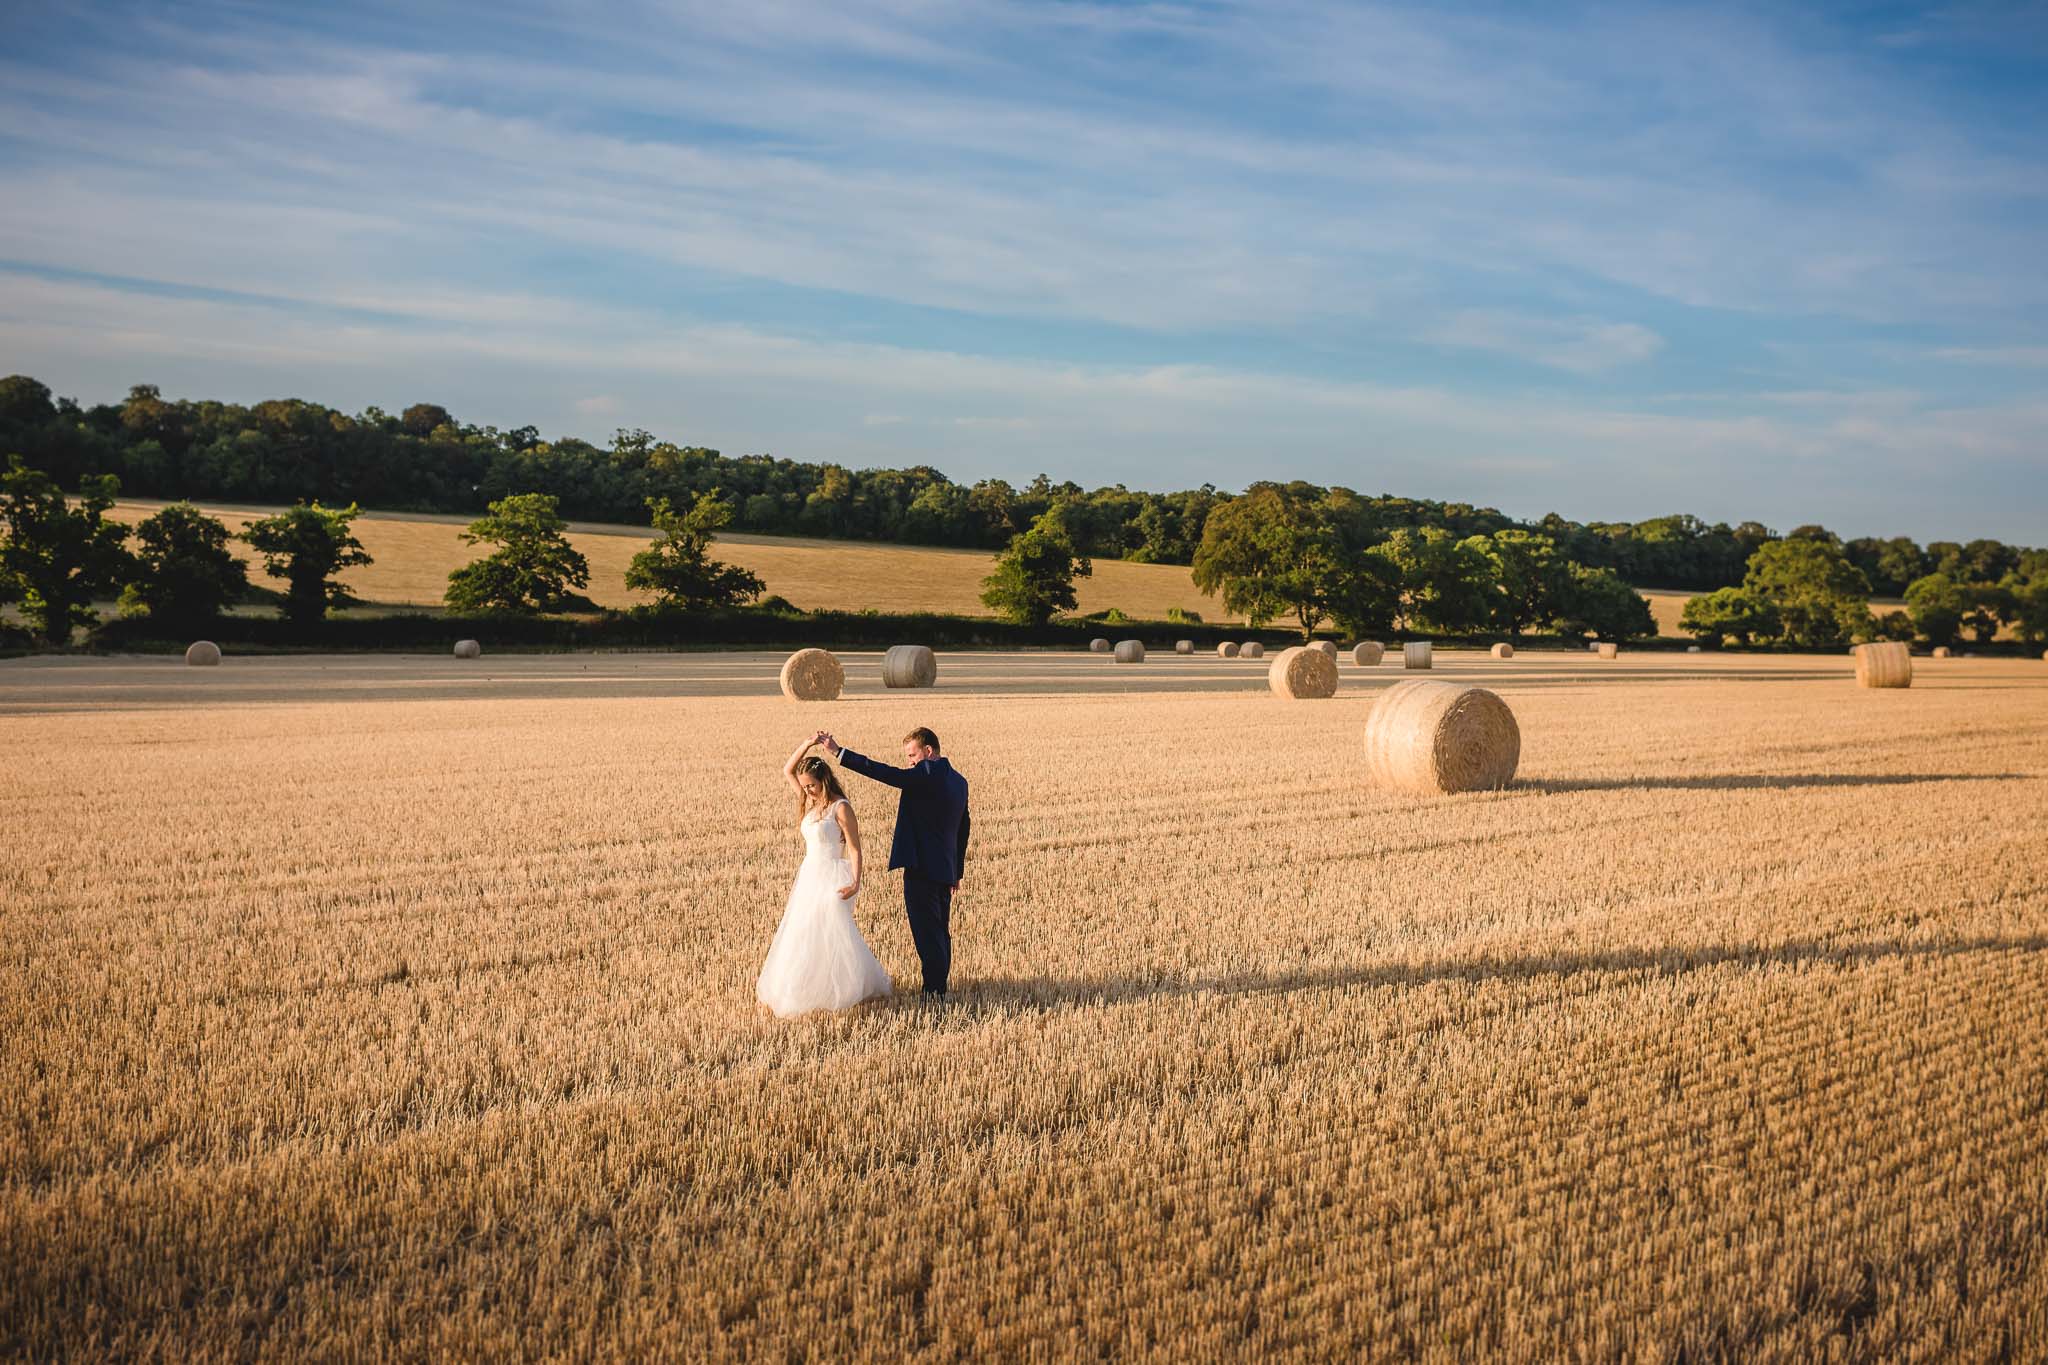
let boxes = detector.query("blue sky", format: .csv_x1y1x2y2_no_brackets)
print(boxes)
1,0,2044,541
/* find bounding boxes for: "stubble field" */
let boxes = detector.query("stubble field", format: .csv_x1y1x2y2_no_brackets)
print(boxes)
4,648,2046,1359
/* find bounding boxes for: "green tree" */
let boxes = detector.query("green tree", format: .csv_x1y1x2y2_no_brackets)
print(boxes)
980,507,1093,626
1741,538,1871,647
625,493,765,611
0,456,135,645
2005,575,2048,646
120,502,249,626
241,501,373,626
1904,572,1967,648
1678,587,1781,647
1958,581,2014,645
1367,526,1491,634
1558,564,1656,641
445,493,591,614
1464,530,1569,639
1321,554,1403,642
1191,483,1371,639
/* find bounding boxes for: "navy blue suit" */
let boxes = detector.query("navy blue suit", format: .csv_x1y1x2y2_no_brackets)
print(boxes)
835,748,970,994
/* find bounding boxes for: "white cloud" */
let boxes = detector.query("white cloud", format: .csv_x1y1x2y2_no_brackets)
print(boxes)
1427,311,1664,374
3,269,2041,540
1934,347,2048,369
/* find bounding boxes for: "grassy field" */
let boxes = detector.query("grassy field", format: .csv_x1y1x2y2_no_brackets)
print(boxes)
104,499,1239,623
4,649,2046,1358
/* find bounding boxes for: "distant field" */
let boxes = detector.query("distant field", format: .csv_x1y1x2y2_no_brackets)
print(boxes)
105,499,1240,623
101,500,1920,640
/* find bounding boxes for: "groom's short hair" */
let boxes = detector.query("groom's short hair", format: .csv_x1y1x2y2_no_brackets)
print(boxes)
903,726,940,755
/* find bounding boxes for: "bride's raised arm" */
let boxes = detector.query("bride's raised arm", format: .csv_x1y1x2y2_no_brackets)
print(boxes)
782,733,823,794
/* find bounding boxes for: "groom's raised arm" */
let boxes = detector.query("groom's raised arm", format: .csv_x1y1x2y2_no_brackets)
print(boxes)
835,747,921,791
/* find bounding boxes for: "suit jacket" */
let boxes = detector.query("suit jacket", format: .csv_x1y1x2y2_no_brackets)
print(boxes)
836,749,970,883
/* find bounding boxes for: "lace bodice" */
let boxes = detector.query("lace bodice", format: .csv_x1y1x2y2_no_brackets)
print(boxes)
801,800,848,857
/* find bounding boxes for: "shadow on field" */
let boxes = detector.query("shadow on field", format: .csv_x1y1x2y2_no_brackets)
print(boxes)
960,933,2048,1013
1526,772,2032,793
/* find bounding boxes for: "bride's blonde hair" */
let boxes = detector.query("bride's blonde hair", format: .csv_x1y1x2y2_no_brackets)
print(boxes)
795,754,848,818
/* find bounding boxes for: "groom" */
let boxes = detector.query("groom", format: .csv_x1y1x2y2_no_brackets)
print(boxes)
821,727,970,998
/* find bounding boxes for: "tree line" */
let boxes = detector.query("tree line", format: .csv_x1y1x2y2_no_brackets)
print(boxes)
979,483,2048,648
0,452,768,646
8,374,2031,595
6,454,2043,653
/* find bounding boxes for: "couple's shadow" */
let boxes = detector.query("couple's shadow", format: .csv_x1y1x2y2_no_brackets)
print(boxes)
1523,771,2028,793
948,932,2048,1014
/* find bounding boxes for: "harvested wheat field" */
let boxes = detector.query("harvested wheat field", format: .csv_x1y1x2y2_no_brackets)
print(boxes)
4,651,2047,1359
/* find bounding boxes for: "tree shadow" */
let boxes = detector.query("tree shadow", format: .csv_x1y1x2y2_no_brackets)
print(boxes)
952,933,2048,1015
1524,772,2031,793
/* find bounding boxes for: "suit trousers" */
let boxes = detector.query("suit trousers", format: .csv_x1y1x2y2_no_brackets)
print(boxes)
902,870,953,995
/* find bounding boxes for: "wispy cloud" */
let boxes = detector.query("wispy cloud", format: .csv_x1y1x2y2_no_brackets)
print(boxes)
4,267,2039,539
1934,346,2048,369
1427,311,1664,374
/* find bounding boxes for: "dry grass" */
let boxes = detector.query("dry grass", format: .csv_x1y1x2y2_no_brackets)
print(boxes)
105,499,1232,622
4,652,2048,1359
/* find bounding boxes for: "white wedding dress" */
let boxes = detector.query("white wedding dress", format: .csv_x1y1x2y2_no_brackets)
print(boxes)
756,799,894,1018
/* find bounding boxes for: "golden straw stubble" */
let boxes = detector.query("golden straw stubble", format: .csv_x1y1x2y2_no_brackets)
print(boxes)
1853,641,1912,690
1363,679,1520,794
778,648,844,701
1268,645,1338,699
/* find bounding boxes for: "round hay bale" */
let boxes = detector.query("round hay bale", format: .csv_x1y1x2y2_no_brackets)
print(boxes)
1113,639,1145,663
1363,681,1520,795
453,639,481,660
779,648,844,700
1587,640,1602,652
2042,649,2047,662
1686,645,1702,653
1241,641,1265,659
1217,641,1240,658
1352,641,1385,667
1268,645,1338,699
1596,643,1619,660
1309,640,1338,658
1854,640,1912,689
184,640,221,667
1089,638,1111,653
1490,642,1514,659
881,644,937,689
1403,642,1432,670
1931,646,1951,659
1175,639,1194,655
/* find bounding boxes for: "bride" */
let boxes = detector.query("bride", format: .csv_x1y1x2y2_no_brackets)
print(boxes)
756,733,895,1018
